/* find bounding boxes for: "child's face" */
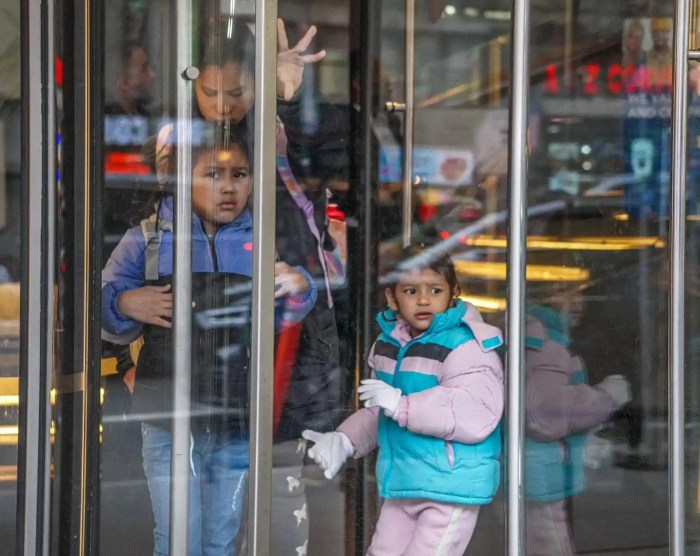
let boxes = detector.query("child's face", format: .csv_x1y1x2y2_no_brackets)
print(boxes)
548,287,584,328
195,62,255,124
192,146,252,235
385,268,455,337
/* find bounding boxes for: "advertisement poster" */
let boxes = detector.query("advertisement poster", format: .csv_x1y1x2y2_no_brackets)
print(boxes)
623,17,700,218
379,146,474,186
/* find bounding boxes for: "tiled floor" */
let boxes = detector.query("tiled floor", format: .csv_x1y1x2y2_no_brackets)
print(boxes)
93,387,698,555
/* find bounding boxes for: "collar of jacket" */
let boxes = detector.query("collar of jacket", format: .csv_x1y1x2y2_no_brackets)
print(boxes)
377,299,468,345
158,195,253,235
526,303,571,347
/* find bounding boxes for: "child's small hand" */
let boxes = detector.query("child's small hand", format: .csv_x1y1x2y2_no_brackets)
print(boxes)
117,284,173,328
274,262,309,298
301,429,354,479
358,379,403,419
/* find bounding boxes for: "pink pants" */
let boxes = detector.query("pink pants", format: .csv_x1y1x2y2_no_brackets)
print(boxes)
366,499,480,556
526,499,575,556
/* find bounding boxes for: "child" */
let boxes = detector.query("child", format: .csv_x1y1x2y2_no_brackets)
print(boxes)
193,18,348,555
524,258,631,556
303,244,505,556
101,122,317,556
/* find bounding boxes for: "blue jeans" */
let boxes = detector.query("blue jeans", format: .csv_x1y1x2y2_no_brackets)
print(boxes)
141,423,249,556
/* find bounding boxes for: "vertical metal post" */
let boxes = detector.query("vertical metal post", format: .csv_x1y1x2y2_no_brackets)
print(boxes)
401,0,415,247
19,0,52,553
506,0,531,554
170,1,194,553
248,1,277,553
356,0,381,549
670,1,690,554
42,0,56,550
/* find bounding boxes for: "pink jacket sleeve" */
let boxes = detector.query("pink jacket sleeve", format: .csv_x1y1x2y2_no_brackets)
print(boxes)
526,343,617,441
337,407,380,458
394,340,505,444
336,342,380,458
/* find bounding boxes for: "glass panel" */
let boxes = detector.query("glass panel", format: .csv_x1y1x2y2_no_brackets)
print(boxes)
0,0,21,552
98,2,261,554
525,2,675,555
99,3,170,552
278,1,511,554
268,6,353,555
43,0,699,554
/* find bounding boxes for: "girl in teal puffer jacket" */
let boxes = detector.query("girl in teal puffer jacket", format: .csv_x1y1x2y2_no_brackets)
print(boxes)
303,245,505,556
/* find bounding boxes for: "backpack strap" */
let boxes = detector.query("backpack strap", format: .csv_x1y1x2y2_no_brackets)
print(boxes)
140,213,173,281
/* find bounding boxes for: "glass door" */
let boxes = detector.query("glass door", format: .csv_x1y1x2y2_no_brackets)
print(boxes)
13,0,700,555
96,1,278,554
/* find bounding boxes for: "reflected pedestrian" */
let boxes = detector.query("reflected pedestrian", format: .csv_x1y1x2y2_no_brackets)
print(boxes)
524,253,632,555
621,19,646,69
112,44,156,117
646,18,672,88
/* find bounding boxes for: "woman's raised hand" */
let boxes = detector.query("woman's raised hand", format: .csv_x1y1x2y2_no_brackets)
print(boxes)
277,18,326,101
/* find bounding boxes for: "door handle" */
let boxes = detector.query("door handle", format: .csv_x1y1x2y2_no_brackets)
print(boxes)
384,101,406,113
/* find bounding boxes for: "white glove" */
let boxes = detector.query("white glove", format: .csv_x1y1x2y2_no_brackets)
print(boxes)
301,430,354,480
357,379,403,419
596,374,631,408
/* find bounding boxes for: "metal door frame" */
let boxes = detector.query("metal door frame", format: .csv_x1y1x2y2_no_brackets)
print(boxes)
18,0,53,552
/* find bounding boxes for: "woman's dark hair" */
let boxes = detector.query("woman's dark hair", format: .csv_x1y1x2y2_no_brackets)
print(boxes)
191,121,250,164
383,242,460,296
526,249,589,303
198,16,255,77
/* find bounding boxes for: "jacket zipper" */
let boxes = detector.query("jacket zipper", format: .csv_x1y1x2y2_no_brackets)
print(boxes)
208,232,219,272
206,231,219,433
384,339,410,494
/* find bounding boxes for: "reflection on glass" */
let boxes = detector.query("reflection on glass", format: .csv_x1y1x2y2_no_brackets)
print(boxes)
524,251,631,555
99,4,165,554
523,1,676,553
0,0,21,552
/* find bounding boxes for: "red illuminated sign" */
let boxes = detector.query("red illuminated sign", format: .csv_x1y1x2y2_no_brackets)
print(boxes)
543,63,673,96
